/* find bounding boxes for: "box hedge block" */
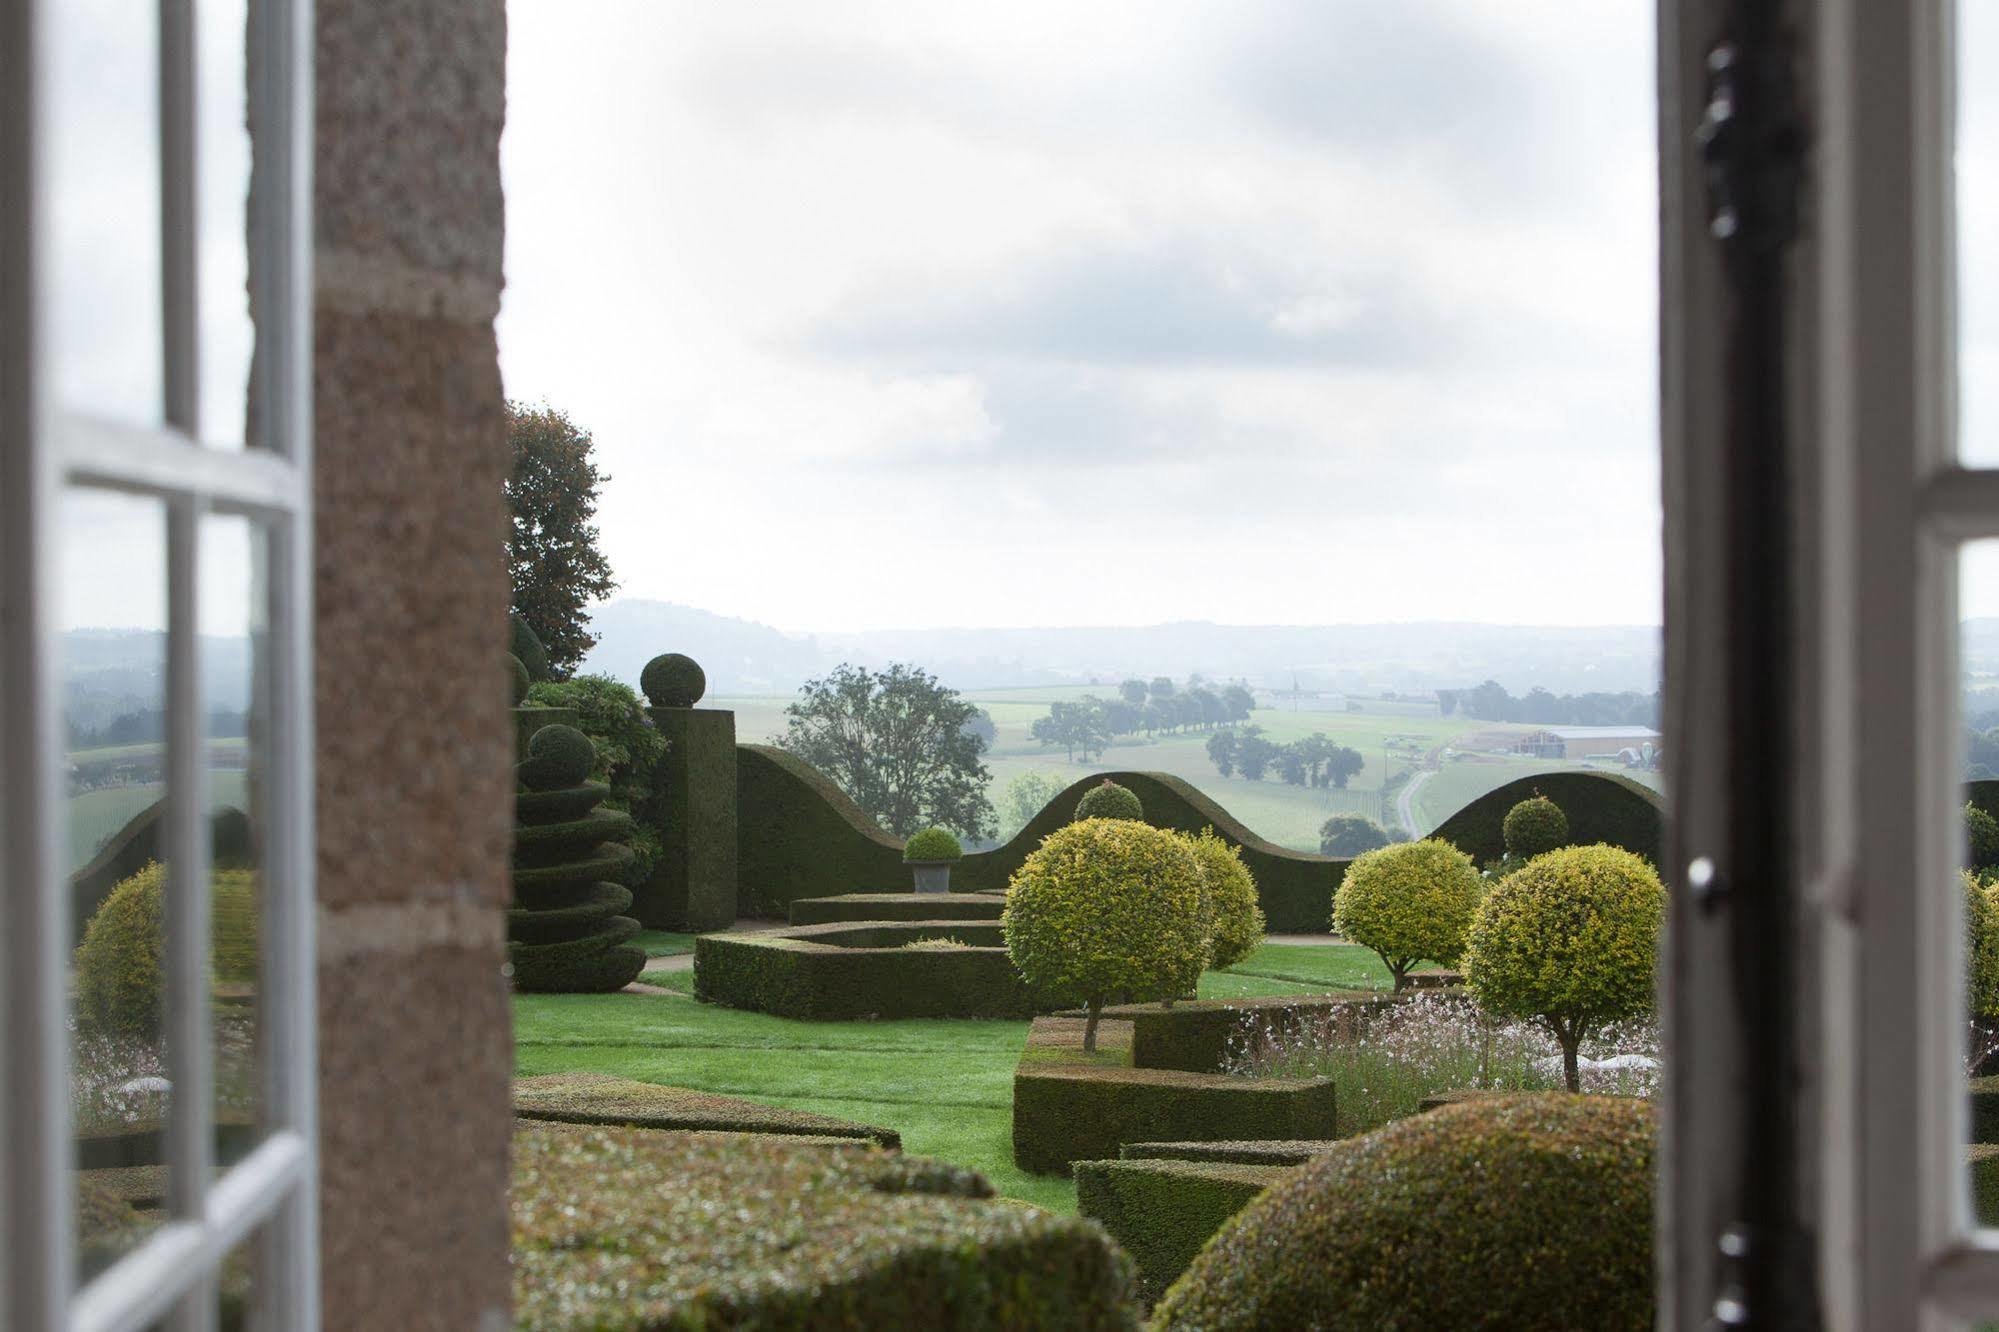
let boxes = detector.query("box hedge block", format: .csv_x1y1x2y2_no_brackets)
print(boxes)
695,921,1055,1020
790,892,1006,925
641,705,737,931
737,744,908,917
1106,992,1392,1074
1118,1139,1345,1167
514,1072,902,1148
1075,1157,1294,1305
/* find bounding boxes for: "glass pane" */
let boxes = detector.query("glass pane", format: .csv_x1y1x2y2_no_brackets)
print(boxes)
48,2,162,426
197,0,254,449
63,488,171,1283
1962,543,1999,1229
1961,0,1999,463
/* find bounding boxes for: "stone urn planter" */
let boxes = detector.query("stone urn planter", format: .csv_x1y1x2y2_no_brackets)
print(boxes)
902,827,963,894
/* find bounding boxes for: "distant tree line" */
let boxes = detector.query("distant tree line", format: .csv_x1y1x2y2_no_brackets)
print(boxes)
1030,676,1255,763
69,708,251,751
1205,725,1366,787
1438,680,1660,728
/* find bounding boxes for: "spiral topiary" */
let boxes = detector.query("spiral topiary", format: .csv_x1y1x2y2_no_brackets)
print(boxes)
517,723,598,792
1502,791,1570,859
1153,1094,1655,1330
508,653,531,706
1182,827,1264,972
510,613,551,683
74,862,259,1042
1074,778,1143,823
1003,818,1207,1051
903,827,963,862
1332,838,1482,991
640,652,707,708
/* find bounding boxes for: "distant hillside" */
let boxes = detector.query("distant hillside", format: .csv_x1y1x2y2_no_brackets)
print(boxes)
578,601,828,695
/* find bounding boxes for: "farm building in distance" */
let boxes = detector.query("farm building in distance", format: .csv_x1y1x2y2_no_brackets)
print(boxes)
1516,725,1663,761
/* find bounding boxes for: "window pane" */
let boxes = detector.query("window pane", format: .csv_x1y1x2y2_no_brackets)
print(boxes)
1961,543,1999,1231
197,0,254,449
1960,0,1999,464
48,3,162,427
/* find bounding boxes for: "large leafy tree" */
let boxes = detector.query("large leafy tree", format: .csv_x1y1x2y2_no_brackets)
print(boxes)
505,402,617,675
776,663,996,840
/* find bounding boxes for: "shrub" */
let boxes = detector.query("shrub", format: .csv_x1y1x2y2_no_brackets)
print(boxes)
509,612,551,682
1464,844,1665,1091
507,652,530,705
1502,791,1570,858
904,827,965,862
1004,819,1209,1051
524,676,665,881
639,651,707,709
1075,1157,1292,1305
1152,1094,1655,1330
1076,778,1145,822
516,723,598,793
1331,839,1482,991
1968,870,1999,1021
1970,801,1999,874
1317,815,1389,858
790,893,1007,926
1181,829,1263,971
75,863,258,1042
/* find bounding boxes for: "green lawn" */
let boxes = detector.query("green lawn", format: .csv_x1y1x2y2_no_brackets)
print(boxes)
629,930,698,958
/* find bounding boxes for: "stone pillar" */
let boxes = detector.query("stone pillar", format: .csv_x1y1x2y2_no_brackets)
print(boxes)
636,655,738,931
307,1,512,1326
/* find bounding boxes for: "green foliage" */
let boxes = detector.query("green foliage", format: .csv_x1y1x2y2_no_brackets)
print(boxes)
1003,820,1211,1050
1121,994,1387,1074
509,613,551,683
737,745,908,918
1075,1158,1291,1305
524,676,664,880
790,893,1006,926
1433,771,1662,867
1183,828,1264,971
903,827,964,862
777,662,996,840
1033,699,1113,763
74,862,258,1041
505,402,617,676
1152,1094,1655,1330
514,1071,901,1146
1464,844,1665,1090
1970,801,1999,873
512,1124,1139,1330
1967,870,1999,1020
1076,779,1145,823
514,722,598,793
1120,1140,1342,1166
507,653,530,705
1331,839,1482,989
1317,814,1388,857
639,652,706,709
997,771,1066,843
1503,791,1570,857
695,924,1051,1020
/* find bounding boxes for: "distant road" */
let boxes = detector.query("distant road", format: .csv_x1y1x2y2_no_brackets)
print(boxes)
1396,769,1432,839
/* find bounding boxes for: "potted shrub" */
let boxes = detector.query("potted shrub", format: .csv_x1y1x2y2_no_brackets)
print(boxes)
903,827,963,892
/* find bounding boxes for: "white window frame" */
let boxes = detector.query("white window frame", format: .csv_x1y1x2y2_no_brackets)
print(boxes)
1,2,317,1329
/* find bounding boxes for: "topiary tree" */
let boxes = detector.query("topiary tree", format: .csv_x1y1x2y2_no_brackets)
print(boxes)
524,676,666,884
903,827,963,862
1003,818,1208,1052
1318,814,1389,858
1074,778,1144,822
510,612,552,683
516,722,597,792
1464,844,1665,1091
1969,802,1999,876
640,652,707,709
1152,1094,1655,1330
74,862,259,1042
1502,791,1570,859
508,653,531,706
1967,870,1999,1021
1331,839,1482,991
1183,827,1264,971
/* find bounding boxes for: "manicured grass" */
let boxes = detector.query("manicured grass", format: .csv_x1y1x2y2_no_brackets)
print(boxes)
1218,942,1394,991
630,930,697,958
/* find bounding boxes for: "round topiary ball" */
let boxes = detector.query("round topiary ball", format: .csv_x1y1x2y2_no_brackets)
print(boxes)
903,827,964,862
517,723,597,792
1183,827,1264,971
1003,818,1207,1050
1969,802,1999,874
640,653,706,708
74,862,259,1042
1967,870,1999,1021
510,613,551,683
1152,1094,1655,1330
1074,778,1143,822
1502,791,1570,859
1332,838,1482,990
507,653,530,706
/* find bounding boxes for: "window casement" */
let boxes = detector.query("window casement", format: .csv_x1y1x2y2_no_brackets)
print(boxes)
1,2,318,1329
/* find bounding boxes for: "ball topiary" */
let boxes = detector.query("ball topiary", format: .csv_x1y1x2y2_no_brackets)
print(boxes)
1074,778,1144,823
1331,838,1482,991
1464,844,1665,1091
74,862,259,1042
640,652,707,709
1318,814,1389,858
1003,818,1208,1051
903,827,964,862
1967,870,1999,1021
1502,791,1570,859
1183,827,1264,972
508,653,531,706
1152,1094,1655,1330
517,724,597,793
1969,802,1999,875
510,613,551,683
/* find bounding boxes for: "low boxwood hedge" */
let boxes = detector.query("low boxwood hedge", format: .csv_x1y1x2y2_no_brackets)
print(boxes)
1974,1075,1999,1144
1974,1144,1999,1226
1152,1093,1655,1330
790,892,1007,925
1075,1157,1293,1305
1118,1140,1343,1167
511,1123,1139,1330
695,922,1055,1020
514,1073,903,1148
1105,993,1391,1074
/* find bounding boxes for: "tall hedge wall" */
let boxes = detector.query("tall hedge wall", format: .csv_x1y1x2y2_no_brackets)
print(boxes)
1430,770,1664,866
736,744,907,916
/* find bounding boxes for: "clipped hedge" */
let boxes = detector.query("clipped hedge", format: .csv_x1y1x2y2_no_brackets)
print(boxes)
1012,1018,1338,1176
1153,1094,1656,1330
1107,993,1392,1075
1973,1075,1999,1144
790,892,1007,926
737,744,907,917
512,1123,1139,1330
514,1072,901,1148
1432,770,1662,867
695,922,1054,1020
1077,779,1146,822
74,862,259,1042
904,827,965,861
1075,1157,1293,1305
1119,1140,1343,1167
509,729,646,994
1973,1144,1999,1226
